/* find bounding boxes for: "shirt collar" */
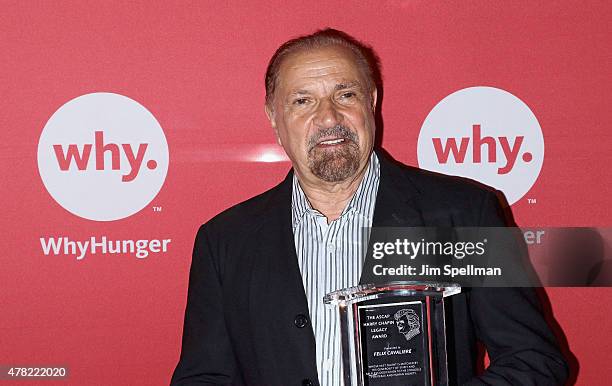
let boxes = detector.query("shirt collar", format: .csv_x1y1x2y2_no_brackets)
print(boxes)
291,152,380,229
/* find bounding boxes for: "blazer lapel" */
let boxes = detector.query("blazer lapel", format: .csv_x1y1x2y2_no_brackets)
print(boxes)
371,154,425,228
247,171,318,382
360,153,426,284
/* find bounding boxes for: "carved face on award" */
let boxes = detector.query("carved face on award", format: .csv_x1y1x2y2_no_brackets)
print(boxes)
394,308,421,342
324,281,460,386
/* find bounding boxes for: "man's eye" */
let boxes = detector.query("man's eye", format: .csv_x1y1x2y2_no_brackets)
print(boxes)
340,92,356,99
293,98,309,105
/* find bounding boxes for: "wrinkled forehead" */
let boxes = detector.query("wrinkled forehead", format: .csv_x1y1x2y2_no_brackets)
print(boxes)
276,45,368,94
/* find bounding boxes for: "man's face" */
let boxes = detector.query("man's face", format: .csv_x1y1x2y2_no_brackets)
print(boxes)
266,46,377,183
396,317,407,334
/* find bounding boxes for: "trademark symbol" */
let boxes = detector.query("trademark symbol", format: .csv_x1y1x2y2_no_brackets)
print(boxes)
153,206,162,212
527,198,537,204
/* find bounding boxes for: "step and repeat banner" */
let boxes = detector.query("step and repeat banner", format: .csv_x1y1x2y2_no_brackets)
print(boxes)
1,1,610,385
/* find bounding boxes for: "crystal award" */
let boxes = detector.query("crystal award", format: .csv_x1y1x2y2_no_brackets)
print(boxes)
324,281,460,386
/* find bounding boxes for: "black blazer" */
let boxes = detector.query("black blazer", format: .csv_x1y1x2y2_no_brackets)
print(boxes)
171,152,568,386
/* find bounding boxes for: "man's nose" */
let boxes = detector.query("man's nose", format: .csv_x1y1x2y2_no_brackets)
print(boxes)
313,99,342,128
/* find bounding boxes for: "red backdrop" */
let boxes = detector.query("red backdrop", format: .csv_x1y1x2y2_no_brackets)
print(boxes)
1,1,610,384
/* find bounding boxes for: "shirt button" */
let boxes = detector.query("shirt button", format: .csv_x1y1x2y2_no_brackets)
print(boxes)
302,379,315,386
294,314,309,328
327,242,335,249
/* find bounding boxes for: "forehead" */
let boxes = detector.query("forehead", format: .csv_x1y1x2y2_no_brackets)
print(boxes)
276,46,366,92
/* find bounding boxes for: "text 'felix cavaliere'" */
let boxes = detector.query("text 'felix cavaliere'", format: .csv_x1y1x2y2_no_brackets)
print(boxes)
40,236,171,260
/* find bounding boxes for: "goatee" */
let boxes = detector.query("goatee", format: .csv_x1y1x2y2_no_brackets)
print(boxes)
307,125,360,182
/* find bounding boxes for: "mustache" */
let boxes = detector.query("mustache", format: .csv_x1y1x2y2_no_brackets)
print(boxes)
307,125,359,151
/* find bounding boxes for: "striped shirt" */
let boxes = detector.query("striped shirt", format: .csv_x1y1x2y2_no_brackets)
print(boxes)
291,152,380,386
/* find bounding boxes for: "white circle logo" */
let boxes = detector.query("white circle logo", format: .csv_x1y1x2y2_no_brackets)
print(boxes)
417,86,544,205
38,92,169,221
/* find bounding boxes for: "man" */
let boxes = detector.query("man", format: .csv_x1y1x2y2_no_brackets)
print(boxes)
394,309,420,342
171,29,568,386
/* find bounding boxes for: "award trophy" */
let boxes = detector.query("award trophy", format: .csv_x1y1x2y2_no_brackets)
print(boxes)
324,281,460,386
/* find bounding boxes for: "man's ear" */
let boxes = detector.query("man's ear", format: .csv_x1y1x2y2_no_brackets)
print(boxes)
265,104,283,147
370,87,378,112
